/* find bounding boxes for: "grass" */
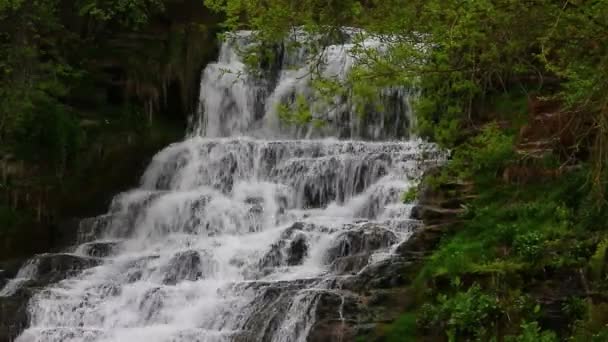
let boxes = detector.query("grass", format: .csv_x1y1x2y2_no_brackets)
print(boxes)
381,124,608,340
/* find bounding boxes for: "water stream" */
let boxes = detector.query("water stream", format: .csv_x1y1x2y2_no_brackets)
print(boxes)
3,30,442,342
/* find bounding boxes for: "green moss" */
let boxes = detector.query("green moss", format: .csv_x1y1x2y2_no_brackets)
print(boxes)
402,186,418,203
589,239,608,281
384,313,419,342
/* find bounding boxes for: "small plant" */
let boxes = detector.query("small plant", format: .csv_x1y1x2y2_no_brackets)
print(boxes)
419,284,501,340
563,297,588,323
449,123,515,181
589,239,608,281
402,186,418,203
513,232,544,261
506,321,558,342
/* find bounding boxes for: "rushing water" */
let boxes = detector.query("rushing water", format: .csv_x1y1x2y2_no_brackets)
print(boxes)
3,30,442,342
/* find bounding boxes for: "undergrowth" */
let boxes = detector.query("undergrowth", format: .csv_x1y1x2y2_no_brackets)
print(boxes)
384,122,608,341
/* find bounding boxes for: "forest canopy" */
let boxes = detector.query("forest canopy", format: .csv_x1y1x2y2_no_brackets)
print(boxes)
205,0,608,184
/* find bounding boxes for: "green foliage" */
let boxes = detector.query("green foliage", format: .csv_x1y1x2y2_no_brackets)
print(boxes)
402,186,418,203
383,313,418,342
571,302,608,342
277,94,324,128
0,0,171,165
563,297,588,324
419,169,585,278
419,284,500,340
513,232,544,262
589,239,608,282
206,0,608,202
450,123,515,181
506,321,558,342
78,0,165,28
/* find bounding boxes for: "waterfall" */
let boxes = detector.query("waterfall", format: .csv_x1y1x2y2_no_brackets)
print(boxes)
2,30,443,342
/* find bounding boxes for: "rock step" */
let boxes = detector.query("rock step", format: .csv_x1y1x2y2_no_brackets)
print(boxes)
75,241,122,258
410,205,464,223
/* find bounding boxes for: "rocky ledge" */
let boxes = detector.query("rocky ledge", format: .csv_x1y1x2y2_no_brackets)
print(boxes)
307,173,471,341
0,253,103,341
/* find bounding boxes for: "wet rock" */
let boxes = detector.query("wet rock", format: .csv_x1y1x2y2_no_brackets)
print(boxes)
121,255,159,283
326,224,398,260
33,253,101,285
108,191,167,237
329,255,370,275
240,290,295,341
77,214,115,242
140,287,165,322
162,250,217,285
78,241,121,258
258,225,311,271
235,279,319,342
410,205,463,224
0,259,24,283
286,234,308,266
271,154,390,207
0,287,33,342
308,291,362,342
395,222,458,258
0,271,6,289
325,224,397,274
340,258,414,292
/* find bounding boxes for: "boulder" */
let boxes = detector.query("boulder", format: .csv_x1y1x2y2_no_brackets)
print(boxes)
0,286,33,342
78,241,121,258
325,224,398,274
33,253,101,285
162,250,217,285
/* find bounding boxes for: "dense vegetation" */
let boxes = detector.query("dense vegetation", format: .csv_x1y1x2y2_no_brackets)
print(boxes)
4,0,608,340
0,0,217,259
205,0,608,340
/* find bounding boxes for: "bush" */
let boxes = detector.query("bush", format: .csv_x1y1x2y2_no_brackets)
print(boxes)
513,232,545,261
506,321,558,342
419,284,501,339
450,123,515,182
589,239,608,281
402,186,418,203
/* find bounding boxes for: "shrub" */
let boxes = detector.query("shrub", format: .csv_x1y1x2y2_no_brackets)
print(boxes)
402,186,418,203
450,123,515,182
419,284,501,339
513,232,544,262
506,321,558,342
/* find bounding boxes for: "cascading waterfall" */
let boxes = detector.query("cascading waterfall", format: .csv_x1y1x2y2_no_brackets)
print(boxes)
2,30,443,342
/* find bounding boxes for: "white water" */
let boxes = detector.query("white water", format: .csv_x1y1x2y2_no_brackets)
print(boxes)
5,30,442,342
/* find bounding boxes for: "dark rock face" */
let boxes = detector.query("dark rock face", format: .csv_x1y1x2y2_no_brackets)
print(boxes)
308,291,361,342
325,224,398,274
287,234,308,266
79,241,121,258
231,279,320,342
341,258,415,293
0,253,101,341
258,222,316,271
271,154,391,207
0,287,32,342
410,205,463,224
162,250,217,285
395,223,456,259
0,259,24,285
33,254,101,285
306,171,470,340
